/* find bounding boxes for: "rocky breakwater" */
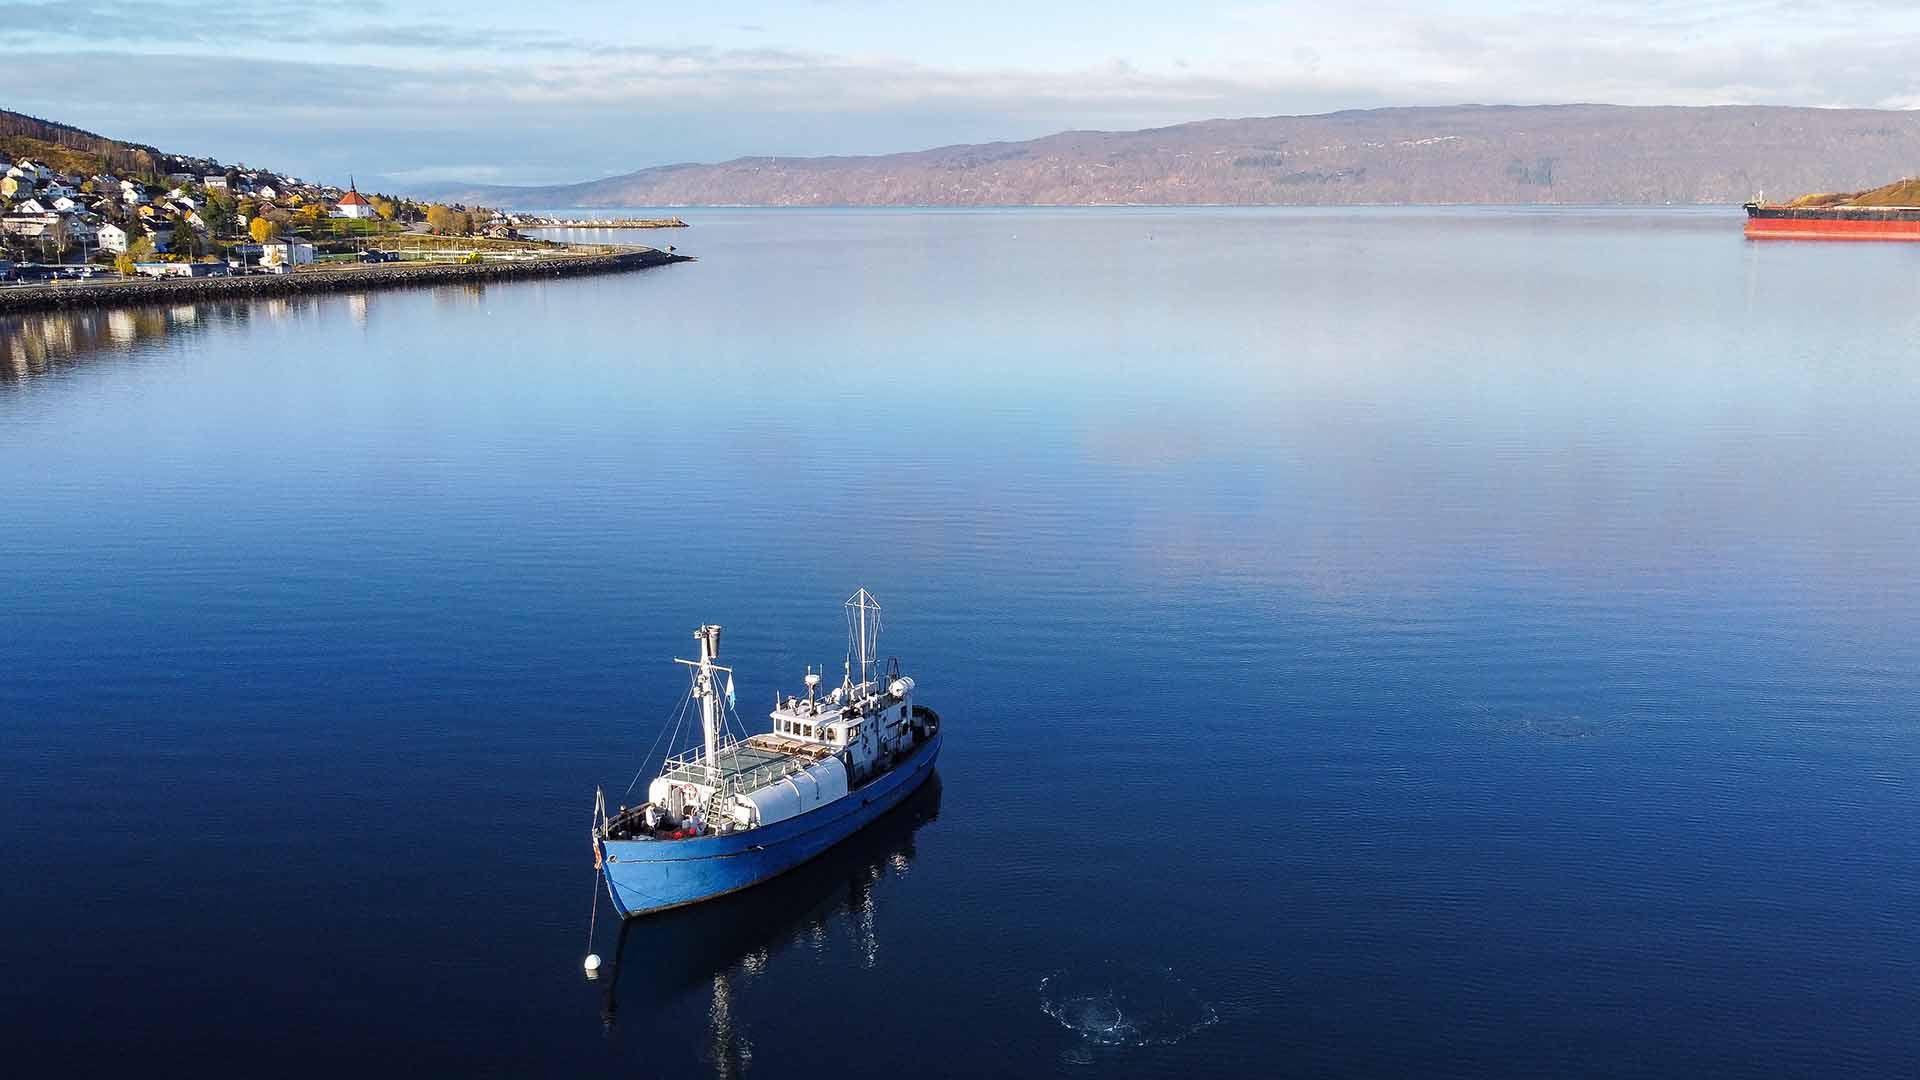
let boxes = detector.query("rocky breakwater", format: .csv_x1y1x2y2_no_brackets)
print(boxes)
0,247,691,316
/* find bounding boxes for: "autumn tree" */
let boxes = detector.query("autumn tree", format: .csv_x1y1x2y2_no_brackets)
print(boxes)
249,216,279,243
425,204,457,234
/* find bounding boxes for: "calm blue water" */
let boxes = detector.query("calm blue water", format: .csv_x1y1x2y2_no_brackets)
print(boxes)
3,207,1919,1077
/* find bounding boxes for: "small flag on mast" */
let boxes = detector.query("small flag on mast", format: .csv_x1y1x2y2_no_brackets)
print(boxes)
725,674,736,710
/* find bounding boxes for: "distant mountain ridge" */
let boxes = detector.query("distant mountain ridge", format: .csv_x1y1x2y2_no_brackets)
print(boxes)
430,104,1920,208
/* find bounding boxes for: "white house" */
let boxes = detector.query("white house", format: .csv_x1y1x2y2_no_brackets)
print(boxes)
261,237,316,268
202,175,229,191
15,198,49,214
1,213,67,244
51,195,79,212
96,221,129,253
256,184,278,200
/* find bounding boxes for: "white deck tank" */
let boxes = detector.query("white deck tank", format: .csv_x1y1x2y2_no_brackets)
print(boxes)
728,757,849,828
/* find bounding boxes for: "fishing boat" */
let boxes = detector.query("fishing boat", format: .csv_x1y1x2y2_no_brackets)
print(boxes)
592,589,942,918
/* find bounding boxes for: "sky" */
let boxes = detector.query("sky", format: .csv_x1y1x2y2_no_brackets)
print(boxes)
5,0,1920,190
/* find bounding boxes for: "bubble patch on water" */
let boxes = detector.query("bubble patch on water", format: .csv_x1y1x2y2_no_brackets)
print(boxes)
1039,962,1218,1049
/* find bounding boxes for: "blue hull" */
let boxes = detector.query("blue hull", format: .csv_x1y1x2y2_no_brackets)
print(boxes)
599,731,942,917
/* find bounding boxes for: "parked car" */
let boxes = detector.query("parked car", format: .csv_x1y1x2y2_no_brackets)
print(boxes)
357,250,399,263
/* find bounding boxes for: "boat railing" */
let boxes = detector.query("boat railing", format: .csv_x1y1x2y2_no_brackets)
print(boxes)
659,744,819,795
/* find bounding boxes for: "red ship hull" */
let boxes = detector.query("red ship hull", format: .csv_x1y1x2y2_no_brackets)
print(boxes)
1744,203,1920,241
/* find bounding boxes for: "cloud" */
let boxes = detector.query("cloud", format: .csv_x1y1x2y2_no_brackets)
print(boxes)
2,1,1920,186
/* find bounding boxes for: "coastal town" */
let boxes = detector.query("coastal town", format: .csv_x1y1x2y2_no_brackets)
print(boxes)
0,151,514,280
0,112,689,313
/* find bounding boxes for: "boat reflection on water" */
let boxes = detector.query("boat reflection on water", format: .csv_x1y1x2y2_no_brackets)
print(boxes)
596,774,942,1051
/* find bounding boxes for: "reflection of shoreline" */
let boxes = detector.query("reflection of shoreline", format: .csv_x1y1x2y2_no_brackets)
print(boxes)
597,774,942,1058
2,289,409,384
0,304,224,383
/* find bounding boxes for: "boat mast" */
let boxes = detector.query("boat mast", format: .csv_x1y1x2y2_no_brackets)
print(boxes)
698,625,722,770
672,624,728,773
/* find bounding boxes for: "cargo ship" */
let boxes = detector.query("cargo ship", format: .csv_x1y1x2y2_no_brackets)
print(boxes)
590,589,943,918
1745,178,1920,240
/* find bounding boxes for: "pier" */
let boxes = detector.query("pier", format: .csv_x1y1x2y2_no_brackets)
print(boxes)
511,217,689,230
0,246,690,316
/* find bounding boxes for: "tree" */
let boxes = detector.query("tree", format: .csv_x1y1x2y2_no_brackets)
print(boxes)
425,204,468,235
125,236,156,265
168,213,199,257
114,252,135,275
371,196,397,221
202,194,236,238
249,216,279,243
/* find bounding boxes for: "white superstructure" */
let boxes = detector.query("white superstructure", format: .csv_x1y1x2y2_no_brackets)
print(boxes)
629,589,927,835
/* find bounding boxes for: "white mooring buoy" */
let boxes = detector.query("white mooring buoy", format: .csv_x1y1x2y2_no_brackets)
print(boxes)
584,953,602,977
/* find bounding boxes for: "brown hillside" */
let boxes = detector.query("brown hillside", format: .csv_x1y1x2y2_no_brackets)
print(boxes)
431,104,1920,208
0,110,163,177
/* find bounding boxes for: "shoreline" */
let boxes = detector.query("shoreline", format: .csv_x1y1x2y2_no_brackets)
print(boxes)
0,247,691,316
